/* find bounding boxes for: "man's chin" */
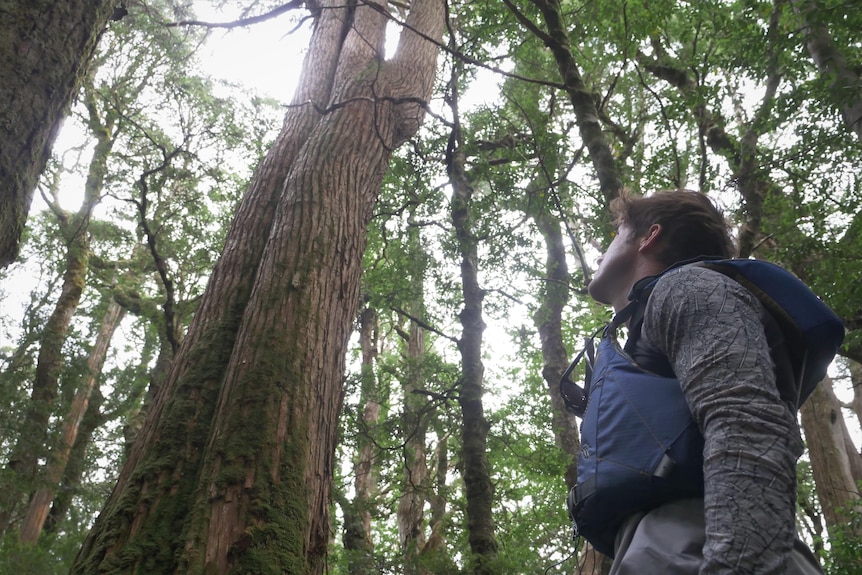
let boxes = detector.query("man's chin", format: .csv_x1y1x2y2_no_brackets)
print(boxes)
587,283,610,305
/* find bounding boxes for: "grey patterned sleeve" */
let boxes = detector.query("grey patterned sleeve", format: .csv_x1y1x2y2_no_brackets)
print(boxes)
641,266,805,574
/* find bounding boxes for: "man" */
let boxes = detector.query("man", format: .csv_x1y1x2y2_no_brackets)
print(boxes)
585,190,823,574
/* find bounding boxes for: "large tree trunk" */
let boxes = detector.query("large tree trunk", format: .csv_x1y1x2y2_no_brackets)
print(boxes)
19,297,124,544
447,74,499,573
72,1,445,573
800,376,862,541
0,0,114,268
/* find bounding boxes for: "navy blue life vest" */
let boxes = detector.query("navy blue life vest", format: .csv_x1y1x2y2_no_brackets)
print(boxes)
561,258,845,558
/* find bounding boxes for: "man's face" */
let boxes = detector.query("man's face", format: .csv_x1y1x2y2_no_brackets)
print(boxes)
587,223,641,307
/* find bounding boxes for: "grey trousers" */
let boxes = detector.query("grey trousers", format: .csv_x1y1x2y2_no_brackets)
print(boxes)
610,499,823,575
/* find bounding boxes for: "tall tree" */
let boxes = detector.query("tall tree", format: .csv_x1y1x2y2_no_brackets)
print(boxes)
447,61,499,573
0,78,116,535
339,305,380,575
19,297,124,545
72,1,446,573
0,0,115,268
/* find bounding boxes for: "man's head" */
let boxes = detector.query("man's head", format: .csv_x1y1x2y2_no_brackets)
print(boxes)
587,190,734,310
609,189,735,267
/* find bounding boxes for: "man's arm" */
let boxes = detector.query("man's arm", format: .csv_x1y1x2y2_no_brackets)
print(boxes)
642,266,804,574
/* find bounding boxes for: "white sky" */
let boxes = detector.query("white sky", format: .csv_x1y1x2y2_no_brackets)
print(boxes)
192,2,312,101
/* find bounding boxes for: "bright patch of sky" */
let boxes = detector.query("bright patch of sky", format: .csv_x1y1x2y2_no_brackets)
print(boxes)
191,2,312,100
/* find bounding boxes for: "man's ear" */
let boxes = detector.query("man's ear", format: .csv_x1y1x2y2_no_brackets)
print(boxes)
638,223,663,253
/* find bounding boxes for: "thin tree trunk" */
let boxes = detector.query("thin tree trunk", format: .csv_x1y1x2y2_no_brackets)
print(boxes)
19,298,124,544
531,212,610,573
0,0,114,268
73,1,445,573
800,375,862,541
398,311,429,574
847,359,862,433
343,306,379,574
531,212,579,487
447,66,498,573
45,387,105,536
422,432,455,572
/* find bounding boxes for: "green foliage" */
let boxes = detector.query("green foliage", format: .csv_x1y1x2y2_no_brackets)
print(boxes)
0,531,85,575
821,487,862,575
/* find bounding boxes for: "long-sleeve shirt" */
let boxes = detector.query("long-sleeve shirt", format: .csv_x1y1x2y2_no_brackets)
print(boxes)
637,265,807,573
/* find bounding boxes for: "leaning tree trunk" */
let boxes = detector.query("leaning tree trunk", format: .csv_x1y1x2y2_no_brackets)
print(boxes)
19,297,124,544
800,375,862,542
0,100,114,535
526,0,623,209
792,0,862,143
72,1,445,574
0,0,114,268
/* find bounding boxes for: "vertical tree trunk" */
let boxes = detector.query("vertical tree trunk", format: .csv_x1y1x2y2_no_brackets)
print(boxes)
531,212,610,574
342,306,380,574
847,359,862,433
531,212,579,487
19,298,124,544
447,72,499,573
0,0,114,268
72,1,445,573
422,433,455,572
398,311,429,573
800,376,862,541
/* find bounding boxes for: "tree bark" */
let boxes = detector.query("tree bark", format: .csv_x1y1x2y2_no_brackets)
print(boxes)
19,297,124,544
800,375,862,541
527,0,623,209
45,386,105,536
847,359,862,434
447,72,499,573
398,311,429,574
531,212,580,488
342,306,379,575
72,1,445,573
0,0,114,268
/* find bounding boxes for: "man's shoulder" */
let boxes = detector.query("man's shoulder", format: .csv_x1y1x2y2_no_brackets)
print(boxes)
647,263,759,314
653,263,738,292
